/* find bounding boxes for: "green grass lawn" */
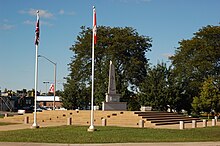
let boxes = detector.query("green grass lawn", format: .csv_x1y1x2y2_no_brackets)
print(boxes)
0,126,220,143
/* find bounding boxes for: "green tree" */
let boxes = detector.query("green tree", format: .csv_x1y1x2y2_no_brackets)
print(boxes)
139,63,168,111
63,26,152,109
191,96,201,114
170,25,220,112
192,77,220,114
139,63,185,112
166,68,184,112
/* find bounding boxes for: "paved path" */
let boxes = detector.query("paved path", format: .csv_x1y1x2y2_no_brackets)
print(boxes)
0,123,66,131
0,142,220,146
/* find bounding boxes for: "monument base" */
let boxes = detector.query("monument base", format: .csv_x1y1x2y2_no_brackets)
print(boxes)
102,102,127,111
106,93,121,102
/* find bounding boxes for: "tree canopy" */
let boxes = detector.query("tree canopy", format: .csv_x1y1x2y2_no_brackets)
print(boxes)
62,24,220,114
170,25,220,113
62,26,152,109
139,63,184,112
171,25,220,95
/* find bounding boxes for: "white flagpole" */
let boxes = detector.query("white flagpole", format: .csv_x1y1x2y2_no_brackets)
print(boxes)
88,6,96,132
32,10,39,128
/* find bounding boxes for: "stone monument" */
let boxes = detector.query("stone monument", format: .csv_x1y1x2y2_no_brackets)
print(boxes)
102,61,127,111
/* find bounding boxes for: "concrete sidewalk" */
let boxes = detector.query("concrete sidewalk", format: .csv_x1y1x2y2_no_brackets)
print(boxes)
1,142,220,146
0,123,66,131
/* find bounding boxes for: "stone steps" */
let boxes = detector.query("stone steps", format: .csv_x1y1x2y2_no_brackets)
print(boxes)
151,118,202,123
134,111,202,126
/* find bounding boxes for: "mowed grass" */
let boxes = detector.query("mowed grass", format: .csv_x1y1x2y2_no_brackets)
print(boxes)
0,126,220,143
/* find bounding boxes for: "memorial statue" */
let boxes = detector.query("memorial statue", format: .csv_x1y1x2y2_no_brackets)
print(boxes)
102,60,127,111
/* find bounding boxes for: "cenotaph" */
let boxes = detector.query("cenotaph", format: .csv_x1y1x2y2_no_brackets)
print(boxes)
102,61,127,111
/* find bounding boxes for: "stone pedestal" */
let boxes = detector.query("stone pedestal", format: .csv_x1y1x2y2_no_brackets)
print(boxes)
102,102,127,111
4,113,8,118
179,121,184,130
139,120,144,128
105,93,120,102
212,119,216,126
102,61,127,111
203,119,207,127
215,116,218,123
192,120,197,128
102,118,107,126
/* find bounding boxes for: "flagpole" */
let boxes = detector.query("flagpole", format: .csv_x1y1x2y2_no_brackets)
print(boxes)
32,10,39,128
53,63,56,110
88,6,96,132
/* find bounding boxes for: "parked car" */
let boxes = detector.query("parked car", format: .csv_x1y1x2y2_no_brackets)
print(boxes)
36,107,43,112
17,109,25,115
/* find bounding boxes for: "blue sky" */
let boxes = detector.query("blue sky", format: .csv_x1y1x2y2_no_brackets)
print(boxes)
0,0,220,92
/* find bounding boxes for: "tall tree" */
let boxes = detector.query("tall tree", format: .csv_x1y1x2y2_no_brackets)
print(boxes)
170,25,220,112
139,63,187,112
166,67,184,112
139,63,168,111
62,26,152,109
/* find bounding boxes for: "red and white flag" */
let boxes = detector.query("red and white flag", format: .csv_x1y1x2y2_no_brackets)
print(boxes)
93,6,97,45
49,84,54,93
35,11,40,45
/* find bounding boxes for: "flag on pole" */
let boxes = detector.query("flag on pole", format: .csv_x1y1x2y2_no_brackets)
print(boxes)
35,11,40,45
93,6,97,45
49,84,54,93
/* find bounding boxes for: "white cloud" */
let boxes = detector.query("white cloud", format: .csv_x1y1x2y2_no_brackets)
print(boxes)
24,20,34,25
59,9,65,15
19,9,54,19
58,9,75,16
3,19,9,22
0,24,14,30
67,11,76,16
41,21,53,26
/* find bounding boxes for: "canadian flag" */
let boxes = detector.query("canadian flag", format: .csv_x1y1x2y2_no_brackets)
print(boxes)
93,6,97,45
49,84,54,93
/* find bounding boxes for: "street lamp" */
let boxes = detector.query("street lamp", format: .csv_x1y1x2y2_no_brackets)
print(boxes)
38,55,57,110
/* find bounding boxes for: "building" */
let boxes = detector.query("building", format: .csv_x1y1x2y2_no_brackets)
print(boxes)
0,94,62,111
37,96,62,109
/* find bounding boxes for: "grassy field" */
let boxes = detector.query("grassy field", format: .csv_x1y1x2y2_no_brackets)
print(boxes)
0,126,219,143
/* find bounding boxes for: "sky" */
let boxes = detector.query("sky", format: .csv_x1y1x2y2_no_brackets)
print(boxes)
0,0,220,93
